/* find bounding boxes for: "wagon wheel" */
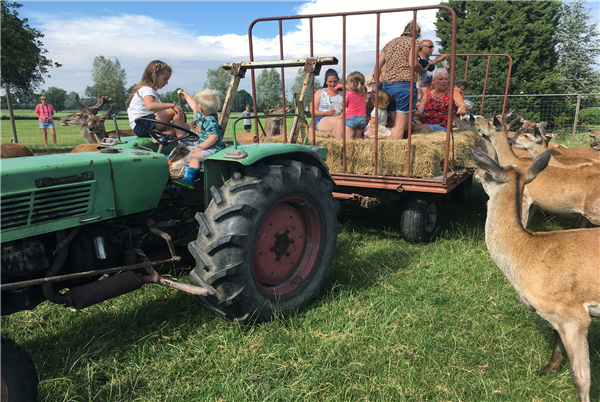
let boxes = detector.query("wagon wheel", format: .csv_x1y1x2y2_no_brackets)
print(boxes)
400,194,442,243
187,160,341,324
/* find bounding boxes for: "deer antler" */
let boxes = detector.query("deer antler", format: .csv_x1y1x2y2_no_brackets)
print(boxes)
75,95,94,116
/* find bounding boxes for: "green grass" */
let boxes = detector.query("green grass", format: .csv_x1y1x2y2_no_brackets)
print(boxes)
3,182,599,401
1,111,598,401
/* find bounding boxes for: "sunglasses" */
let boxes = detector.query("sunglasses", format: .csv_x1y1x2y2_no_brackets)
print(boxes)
423,45,434,49
40,98,47,100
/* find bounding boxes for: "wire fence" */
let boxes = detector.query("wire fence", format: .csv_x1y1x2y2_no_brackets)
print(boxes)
464,93,600,140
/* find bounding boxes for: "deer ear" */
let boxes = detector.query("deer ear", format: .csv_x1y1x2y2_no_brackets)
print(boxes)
493,116,503,132
470,146,509,183
533,126,544,144
526,150,551,184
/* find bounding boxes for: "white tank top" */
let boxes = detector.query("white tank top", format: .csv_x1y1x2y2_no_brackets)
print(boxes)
317,88,343,116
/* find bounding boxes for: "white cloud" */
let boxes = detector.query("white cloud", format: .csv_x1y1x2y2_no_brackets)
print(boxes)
33,1,445,96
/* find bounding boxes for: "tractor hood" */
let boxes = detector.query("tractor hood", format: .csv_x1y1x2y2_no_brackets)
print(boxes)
1,149,169,242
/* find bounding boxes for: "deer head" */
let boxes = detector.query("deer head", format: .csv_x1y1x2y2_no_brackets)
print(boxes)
81,106,114,143
59,95,112,127
262,104,292,137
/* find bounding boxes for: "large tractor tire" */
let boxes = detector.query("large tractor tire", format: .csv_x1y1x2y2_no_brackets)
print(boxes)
1,334,38,402
400,194,442,243
188,160,341,324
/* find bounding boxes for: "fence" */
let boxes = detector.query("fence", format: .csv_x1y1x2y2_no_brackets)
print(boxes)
464,93,600,140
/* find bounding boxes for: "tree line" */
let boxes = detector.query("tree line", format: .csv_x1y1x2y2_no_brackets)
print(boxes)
2,1,598,118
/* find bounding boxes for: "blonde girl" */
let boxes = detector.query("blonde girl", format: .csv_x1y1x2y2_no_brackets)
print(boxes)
126,60,187,138
340,71,368,140
365,90,392,138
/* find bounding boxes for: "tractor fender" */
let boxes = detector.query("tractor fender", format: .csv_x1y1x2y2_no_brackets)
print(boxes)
203,143,335,207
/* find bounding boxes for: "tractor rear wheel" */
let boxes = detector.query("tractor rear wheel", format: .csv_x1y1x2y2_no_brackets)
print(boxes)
1,334,38,402
188,160,341,324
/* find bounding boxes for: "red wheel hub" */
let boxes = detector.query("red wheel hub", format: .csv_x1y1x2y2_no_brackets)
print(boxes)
253,196,322,297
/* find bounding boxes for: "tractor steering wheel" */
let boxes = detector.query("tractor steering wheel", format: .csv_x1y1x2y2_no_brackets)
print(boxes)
134,118,199,146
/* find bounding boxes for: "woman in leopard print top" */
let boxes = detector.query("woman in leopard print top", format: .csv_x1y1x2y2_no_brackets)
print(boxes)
376,21,428,140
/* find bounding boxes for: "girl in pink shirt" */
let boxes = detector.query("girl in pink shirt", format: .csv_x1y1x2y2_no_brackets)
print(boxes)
340,71,368,140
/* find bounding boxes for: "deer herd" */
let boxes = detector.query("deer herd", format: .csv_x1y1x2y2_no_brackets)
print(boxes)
464,111,599,402
2,97,600,400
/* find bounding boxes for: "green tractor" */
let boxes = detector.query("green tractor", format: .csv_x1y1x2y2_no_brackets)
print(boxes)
1,58,341,401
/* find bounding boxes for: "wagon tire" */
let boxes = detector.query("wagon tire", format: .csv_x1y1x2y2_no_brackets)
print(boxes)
1,334,38,402
188,160,341,324
400,194,442,243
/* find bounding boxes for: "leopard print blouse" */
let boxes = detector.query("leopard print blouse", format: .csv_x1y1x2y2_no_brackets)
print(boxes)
381,35,420,83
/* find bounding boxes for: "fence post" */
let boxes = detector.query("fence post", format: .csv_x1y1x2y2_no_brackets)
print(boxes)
571,94,581,143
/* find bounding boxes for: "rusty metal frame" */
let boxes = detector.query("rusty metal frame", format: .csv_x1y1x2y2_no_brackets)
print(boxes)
246,6,510,195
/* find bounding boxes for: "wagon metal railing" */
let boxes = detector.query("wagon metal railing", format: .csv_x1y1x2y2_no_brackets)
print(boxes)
245,6,511,193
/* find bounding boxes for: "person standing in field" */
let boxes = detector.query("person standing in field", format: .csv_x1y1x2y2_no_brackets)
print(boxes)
242,105,252,133
34,96,58,148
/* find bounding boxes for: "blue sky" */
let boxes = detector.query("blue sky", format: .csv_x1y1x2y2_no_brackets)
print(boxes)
15,0,600,98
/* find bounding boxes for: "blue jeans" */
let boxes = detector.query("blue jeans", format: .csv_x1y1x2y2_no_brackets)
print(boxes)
383,81,418,113
346,116,367,129
428,124,447,132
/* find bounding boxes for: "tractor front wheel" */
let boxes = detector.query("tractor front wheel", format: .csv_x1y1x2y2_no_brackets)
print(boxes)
188,160,341,324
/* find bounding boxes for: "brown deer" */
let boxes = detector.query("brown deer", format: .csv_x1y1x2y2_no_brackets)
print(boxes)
60,95,135,143
475,116,600,227
262,104,292,137
71,144,102,153
0,143,34,158
471,146,599,402
511,126,600,171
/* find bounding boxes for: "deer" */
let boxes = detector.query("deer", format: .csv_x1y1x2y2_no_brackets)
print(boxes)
511,126,600,172
475,116,600,228
513,118,599,162
60,95,135,143
471,146,599,402
0,143,34,159
262,104,292,137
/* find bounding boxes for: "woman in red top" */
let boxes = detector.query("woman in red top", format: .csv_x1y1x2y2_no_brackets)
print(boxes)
412,68,468,132
34,96,57,147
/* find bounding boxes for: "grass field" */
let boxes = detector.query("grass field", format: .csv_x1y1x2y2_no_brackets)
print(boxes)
1,111,599,401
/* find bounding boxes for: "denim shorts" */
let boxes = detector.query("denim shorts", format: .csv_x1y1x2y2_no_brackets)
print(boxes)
314,115,325,128
197,148,217,159
428,124,447,132
346,116,367,129
133,113,157,137
39,121,55,129
383,81,418,113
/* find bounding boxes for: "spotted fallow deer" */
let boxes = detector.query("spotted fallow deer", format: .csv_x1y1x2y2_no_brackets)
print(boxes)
471,146,599,402
475,116,600,227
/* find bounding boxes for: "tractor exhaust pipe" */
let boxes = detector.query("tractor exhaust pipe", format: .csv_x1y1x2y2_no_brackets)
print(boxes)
65,271,144,309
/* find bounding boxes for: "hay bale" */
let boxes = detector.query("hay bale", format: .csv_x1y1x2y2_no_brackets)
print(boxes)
259,128,479,178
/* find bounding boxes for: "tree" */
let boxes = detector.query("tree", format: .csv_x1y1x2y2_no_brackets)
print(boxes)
203,66,230,104
435,1,561,97
90,56,128,112
232,89,253,113
1,1,61,141
40,87,67,111
64,91,81,110
555,0,600,94
256,69,283,109
290,68,321,109
1,2,61,92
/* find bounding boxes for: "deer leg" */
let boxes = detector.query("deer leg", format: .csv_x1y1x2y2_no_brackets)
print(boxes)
540,329,563,375
556,318,592,402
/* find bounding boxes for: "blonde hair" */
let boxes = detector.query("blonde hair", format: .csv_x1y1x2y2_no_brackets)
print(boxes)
126,60,172,108
402,20,421,38
346,71,367,101
377,90,391,109
193,89,221,116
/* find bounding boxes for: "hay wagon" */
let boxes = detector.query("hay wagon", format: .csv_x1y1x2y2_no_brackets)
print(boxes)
229,5,512,242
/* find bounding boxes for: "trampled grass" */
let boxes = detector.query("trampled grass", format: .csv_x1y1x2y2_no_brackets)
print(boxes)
2,181,599,401
1,113,599,401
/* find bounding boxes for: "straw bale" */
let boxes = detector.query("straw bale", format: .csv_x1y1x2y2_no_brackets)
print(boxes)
258,128,479,178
